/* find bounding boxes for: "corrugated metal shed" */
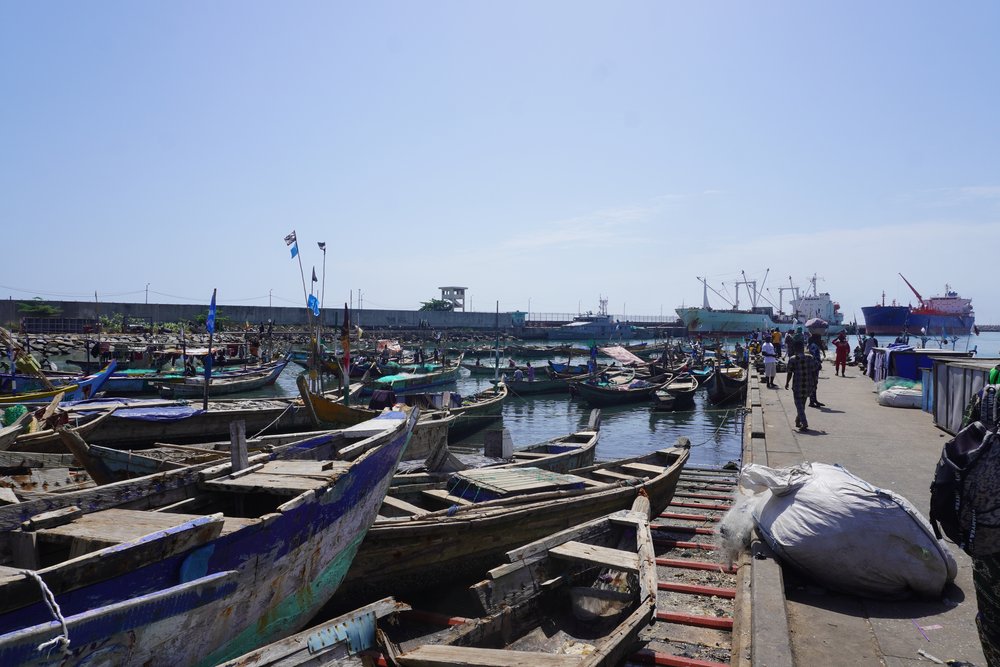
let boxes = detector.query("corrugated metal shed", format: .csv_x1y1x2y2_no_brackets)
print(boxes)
931,357,1000,434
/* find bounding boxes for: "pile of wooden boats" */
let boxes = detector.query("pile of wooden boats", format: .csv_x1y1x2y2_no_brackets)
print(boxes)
0,410,418,664
220,493,657,667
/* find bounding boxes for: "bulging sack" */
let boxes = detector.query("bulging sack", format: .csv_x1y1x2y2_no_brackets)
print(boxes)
743,462,957,598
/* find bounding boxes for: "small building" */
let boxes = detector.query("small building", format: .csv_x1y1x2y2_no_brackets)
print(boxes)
438,286,468,312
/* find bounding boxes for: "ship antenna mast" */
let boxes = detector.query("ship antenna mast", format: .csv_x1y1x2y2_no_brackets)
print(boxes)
898,273,924,306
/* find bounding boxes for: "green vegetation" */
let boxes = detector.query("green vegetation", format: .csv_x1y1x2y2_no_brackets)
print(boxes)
17,297,61,317
419,299,454,312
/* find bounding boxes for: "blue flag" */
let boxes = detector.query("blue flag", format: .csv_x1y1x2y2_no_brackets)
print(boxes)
290,242,299,259
203,352,213,382
206,289,217,334
307,294,320,317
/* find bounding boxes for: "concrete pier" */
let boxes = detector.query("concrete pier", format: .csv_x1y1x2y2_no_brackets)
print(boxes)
742,361,986,666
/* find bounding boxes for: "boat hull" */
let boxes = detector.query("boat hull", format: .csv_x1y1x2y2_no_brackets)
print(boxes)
676,307,795,335
861,305,974,337
0,417,415,666
332,446,688,605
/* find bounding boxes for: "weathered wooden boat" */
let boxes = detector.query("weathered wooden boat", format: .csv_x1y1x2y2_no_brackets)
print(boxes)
394,416,600,485
651,387,676,411
662,372,698,410
156,357,290,398
3,406,119,453
0,410,417,666
444,382,507,440
571,375,664,407
708,365,748,405
15,397,315,451
0,362,117,405
506,344,574,359
496,374,568,395
461,361,521,376
219,597,412,667
360,354,464,396
332,441,689,604
382,493,656,667
689,364,715,388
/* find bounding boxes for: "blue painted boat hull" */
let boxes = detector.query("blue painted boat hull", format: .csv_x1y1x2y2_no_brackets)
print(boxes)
0,413,415,666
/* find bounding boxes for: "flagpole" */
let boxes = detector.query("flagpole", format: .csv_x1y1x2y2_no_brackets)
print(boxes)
203,288,216,411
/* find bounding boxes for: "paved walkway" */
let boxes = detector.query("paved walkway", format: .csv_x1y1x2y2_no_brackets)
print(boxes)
749,360,986,666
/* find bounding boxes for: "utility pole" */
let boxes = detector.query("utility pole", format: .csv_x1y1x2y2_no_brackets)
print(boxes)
145,283,150,304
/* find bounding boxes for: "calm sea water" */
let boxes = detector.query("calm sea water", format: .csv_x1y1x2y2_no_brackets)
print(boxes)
264,339,746,469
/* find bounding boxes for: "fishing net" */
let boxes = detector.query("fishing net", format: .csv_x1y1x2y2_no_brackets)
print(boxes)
2,404,27,427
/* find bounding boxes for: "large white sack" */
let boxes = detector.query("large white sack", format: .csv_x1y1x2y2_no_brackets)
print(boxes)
742,462,957,598
877,386,923,409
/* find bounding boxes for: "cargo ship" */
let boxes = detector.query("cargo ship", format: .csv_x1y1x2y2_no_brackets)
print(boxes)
861,274,975,337
676,274,842,335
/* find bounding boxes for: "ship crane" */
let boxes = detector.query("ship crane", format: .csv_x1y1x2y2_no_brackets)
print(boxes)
898,273,925,307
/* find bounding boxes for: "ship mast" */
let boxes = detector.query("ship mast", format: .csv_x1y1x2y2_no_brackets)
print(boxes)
898,273,925,307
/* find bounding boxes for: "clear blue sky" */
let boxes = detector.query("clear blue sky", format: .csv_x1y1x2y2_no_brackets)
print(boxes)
3,2,999,322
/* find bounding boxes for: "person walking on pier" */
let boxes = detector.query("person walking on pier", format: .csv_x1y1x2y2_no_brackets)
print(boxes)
761,338,777,388
833,331,850,376
785,342,820,431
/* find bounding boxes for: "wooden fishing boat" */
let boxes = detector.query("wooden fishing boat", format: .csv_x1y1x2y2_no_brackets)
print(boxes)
651,386,676,411
461,361,521,376
394,416,600,485
497,374,568,395
360,354,464,396
689,364,715,388
662,372,698,410
332,441,689,604
383,494,656,667
16,397,315,451
0,362,117,405
3,406,119,453
308,381,505,437
445,382,507,440
571,374,664,407
507,344,573,359
0,410,417,666
155,357,290,398
219,597,412,667
708,365,748,405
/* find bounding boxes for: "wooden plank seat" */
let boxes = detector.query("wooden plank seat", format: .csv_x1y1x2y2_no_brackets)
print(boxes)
620,462,667,476
200,460,352,496
421,489,474,506
509,451,550,459
549,540,640,573
381,494,430,516
34,508,257,558
397,645,580,666
589,468,639,482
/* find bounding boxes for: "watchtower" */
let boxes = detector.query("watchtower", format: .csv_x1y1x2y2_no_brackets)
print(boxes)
438,286,468,312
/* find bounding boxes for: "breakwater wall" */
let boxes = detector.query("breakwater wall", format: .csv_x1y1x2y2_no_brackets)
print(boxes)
0,299,518,331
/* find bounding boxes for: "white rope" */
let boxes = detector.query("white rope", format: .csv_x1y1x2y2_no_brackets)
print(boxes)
249,402,294,440
23,570,71,656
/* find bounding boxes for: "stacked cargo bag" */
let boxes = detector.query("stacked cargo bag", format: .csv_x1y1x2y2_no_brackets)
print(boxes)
742,462,957,598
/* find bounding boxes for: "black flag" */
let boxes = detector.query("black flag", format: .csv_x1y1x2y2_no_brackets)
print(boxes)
311,267,318,283
318,241,326,251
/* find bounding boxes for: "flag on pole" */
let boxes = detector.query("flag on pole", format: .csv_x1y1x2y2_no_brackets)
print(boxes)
341,303,351,373
307,294,320,317
317,241,326,251
284,231,299,258
206,289,217,334
311,267,318,283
